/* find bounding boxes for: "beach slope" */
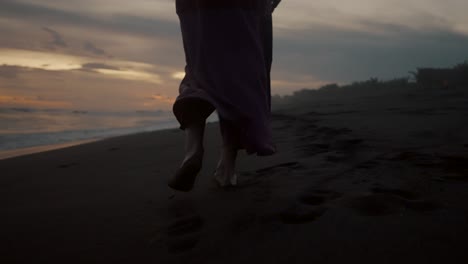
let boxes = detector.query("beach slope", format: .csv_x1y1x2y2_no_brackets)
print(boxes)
1,86,468,263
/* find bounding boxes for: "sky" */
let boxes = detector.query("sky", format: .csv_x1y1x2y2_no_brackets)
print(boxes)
1,0,468,111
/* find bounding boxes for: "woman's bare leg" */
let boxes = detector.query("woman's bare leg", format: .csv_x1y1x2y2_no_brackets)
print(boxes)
214,119,240,187
168,119,206,192
169,99,214,192
214,145,238,187
183,120,205,164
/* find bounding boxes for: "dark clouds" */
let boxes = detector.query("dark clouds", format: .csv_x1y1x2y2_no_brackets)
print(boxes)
83,41,109,57
42,27,67,49
0,0,180,39
39,23,110,57
273,22,468,83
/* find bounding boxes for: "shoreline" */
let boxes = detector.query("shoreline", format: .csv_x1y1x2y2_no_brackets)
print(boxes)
0,138,104,160
0,112,221,161
0,119,224,161
0,126,181,161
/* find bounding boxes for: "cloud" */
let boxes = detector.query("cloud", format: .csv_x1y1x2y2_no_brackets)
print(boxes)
42,26,67,49
273,20,468,84
0,48,166,86
0,64,22,79
0,95,72,109
0,66,172,111
83,41,108,57
0,1,180,39
81,62,120,71
148,94,175,104
0,48,83,71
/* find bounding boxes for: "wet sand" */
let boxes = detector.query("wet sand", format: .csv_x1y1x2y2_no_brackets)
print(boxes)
0,138,101,160
1,86,468,263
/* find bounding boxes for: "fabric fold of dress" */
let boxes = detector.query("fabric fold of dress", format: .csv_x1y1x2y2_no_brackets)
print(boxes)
173,0,276,156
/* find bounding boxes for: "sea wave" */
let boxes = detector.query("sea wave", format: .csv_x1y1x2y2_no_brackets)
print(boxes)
0,109,178,150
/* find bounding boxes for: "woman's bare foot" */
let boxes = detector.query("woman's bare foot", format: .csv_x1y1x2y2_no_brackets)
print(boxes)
213,147,238,187
214,166,237,187
168,123,205,192
168,148,203,192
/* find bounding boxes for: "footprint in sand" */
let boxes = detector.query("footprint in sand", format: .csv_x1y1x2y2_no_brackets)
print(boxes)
344,187,438,216
280,206,327,224
387,151,437,167
318,127,353,140
280,189,342,224
438,155,468,181
228,162,304,189
255,162,302,174
165,200,204,254
57,162,79,168
356,160,380,169
325,152,348,162
389,153,468,182
370,187,418,200
295,143,330,156
107,147,120,151
299,189,342,206
166,215,204,254
334,138,364,149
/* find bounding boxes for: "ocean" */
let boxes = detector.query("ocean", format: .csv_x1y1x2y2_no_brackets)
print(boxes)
0,108,217,158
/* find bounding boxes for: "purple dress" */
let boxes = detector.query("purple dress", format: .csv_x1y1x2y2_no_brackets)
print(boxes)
173,0,276,156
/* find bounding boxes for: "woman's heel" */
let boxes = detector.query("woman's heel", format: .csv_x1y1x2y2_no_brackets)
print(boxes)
168,151,203,192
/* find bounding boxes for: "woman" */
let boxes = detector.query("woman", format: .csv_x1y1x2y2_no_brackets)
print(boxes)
169,0,282,192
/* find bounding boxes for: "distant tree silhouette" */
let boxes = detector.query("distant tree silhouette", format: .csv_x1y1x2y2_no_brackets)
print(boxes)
412,61,468,89
271,60,467,111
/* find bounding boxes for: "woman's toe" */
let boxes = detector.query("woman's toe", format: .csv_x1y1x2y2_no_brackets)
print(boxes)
214,169,239,188
229,173,238,186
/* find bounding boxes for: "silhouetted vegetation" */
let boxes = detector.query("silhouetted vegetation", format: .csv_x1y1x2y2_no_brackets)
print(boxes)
272,60,468,109
411,61,468,89
272,76,414,108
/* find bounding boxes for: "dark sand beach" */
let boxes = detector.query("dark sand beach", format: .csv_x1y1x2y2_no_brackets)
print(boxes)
2,85,468,263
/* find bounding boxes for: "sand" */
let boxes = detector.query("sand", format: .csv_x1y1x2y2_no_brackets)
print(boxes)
0,139,101,160
1,86,468,263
